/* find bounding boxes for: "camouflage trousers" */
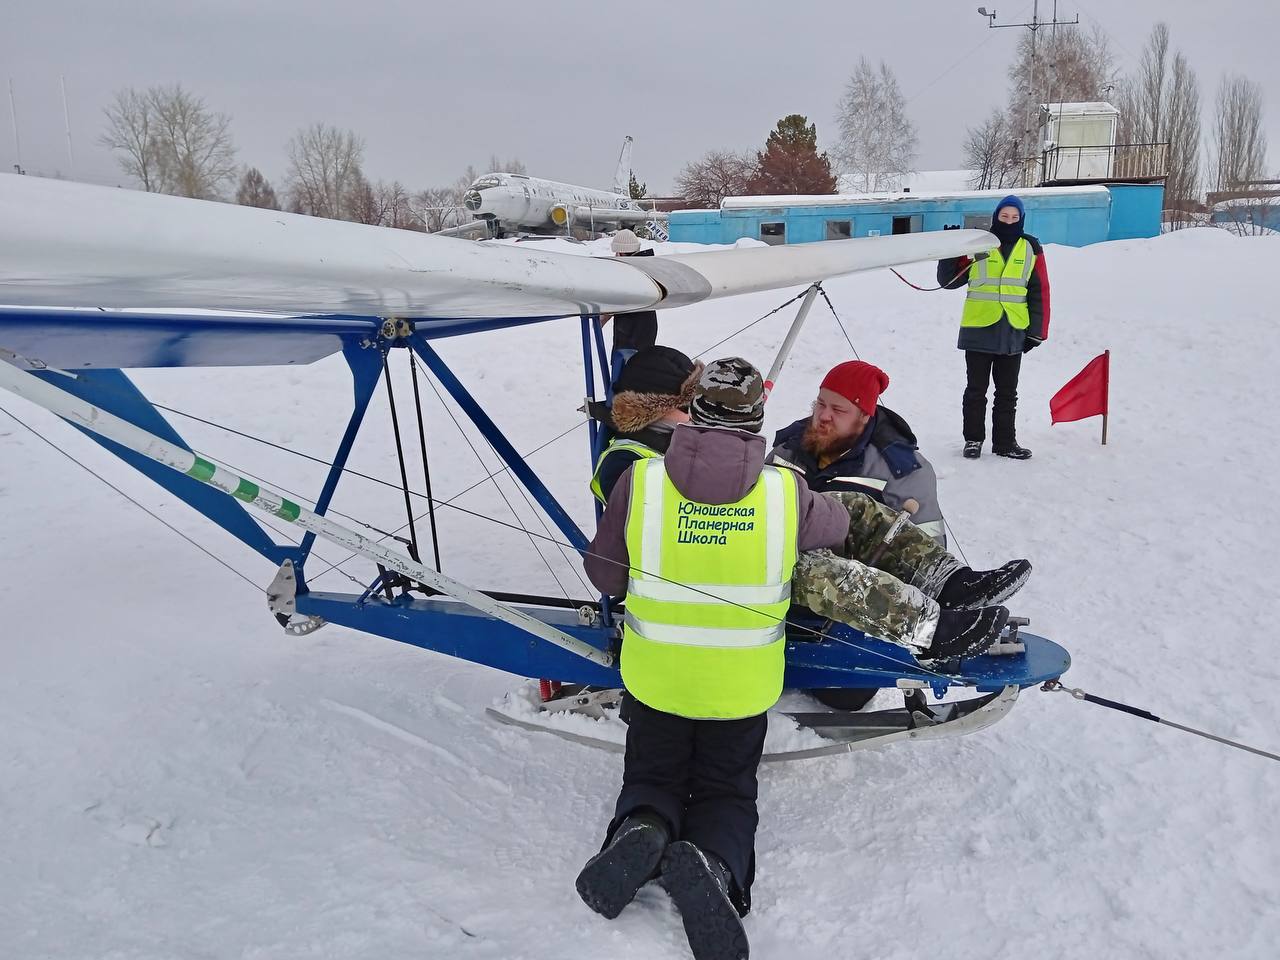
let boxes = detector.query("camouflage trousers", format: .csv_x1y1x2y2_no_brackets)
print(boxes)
790,492,963,651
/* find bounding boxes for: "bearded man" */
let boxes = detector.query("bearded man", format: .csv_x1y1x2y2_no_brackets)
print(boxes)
768,360,946,544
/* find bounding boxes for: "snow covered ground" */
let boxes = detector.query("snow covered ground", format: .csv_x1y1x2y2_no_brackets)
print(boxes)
2,229,1278,959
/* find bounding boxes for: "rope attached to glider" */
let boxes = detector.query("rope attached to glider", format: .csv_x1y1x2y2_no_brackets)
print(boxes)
1042,679,1280,764
889,261,971,292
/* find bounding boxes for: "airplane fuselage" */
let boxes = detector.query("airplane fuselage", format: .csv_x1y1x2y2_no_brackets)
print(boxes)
462,173,648,236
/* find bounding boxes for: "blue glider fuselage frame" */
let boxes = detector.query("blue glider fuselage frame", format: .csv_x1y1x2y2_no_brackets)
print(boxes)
12,309,1069,697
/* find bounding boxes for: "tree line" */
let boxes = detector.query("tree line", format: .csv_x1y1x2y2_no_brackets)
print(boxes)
102,21,1271,232
680,22,1270,218
99,83,527,231
961,20,1268,215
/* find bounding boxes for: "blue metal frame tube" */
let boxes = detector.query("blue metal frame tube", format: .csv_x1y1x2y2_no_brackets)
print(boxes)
409,335,588,552
297,342,383,575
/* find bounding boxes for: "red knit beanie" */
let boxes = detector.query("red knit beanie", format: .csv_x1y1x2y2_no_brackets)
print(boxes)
819,361,890,415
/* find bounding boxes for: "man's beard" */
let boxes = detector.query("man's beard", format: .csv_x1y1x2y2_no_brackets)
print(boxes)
802,420,854,459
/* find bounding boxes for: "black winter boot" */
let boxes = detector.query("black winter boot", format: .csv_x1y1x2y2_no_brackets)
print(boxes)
661,841,749,960
925,605,1010,660
993,443,1032,459
963,441,982,459
576,811,670,919
937,560,1032,610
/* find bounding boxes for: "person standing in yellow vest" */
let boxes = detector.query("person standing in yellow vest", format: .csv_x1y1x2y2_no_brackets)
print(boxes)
575,357,849,960
938,195,1051,460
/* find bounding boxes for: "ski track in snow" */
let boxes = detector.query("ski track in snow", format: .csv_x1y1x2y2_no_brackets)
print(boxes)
2,229,1279,959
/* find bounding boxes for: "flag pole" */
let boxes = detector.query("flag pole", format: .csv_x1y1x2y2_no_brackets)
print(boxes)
1101,349,1110,445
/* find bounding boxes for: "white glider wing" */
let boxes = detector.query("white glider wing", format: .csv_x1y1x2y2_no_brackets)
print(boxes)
1,174,992,318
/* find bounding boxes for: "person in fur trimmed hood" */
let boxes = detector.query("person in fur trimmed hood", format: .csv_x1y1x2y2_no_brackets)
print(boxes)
589,346,704,505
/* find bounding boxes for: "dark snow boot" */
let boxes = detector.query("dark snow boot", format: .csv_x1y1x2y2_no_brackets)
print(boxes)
924,605,1010,661
661,841,749,960
993,443,1032,459
963,441,982,459
576,812,670,919
937,559,1032,610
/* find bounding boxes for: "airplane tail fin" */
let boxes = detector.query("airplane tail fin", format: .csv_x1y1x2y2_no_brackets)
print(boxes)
612,136,634,196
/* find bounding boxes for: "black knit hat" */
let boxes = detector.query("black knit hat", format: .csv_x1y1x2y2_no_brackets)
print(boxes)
690,357,765,433
611,346,703,433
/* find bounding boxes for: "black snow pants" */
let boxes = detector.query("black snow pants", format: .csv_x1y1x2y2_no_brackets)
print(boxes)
608,694,767,916
963,350,1023,447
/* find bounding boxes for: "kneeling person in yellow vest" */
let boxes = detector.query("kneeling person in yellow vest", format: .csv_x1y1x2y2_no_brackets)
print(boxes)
575,358,849,960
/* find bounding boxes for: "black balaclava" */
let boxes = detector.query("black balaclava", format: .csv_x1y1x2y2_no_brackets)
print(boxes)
990,194,1026,250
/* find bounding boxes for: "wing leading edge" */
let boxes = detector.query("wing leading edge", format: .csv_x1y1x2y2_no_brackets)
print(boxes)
0,175,993,369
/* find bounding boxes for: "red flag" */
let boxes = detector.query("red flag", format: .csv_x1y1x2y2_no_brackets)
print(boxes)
1050,351,1109,424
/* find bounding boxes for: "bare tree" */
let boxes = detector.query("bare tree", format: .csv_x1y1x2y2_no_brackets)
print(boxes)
148,85,238,199
834,58,917,193
1114,24,1201,212
100,84,237,197
1214,197,1278,236
1007,25,1118,142
963,111,1022,190
1212,75,1268,192
285,123,365,219
1164,54,1202,211
376,180,418,229
674,150,758,208
485,154,526,175
417,186,469,232
235,167,280,209
1134,24,1170,144
100,89,162,192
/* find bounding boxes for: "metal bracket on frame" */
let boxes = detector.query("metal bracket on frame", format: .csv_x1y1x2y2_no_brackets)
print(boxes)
267,559,327,636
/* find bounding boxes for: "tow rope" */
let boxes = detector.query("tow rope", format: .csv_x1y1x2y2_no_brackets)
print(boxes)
1042,679,1280,764
889,261,970,292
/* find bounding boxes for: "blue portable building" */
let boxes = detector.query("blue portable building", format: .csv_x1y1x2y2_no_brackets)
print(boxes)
668,183,1164,247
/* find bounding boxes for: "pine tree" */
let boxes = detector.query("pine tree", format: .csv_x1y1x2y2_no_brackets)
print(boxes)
746,114,837,195
235,167,280,209
628,172,647,199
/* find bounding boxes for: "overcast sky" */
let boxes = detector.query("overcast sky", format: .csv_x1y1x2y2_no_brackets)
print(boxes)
3,1,1276,195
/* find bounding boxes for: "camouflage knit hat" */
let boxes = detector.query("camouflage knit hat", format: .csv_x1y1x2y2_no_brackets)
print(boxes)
690,357,765,433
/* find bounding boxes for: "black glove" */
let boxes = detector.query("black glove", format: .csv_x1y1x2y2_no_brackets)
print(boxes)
1022,337,1042,353
943,224,961,230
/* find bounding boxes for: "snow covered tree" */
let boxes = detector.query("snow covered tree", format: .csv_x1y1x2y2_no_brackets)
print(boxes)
1212,75,1268,192
100,84,237,199
674,150,758,208
835,59,917,193
746,114,836,195
235,167,279,209
628,172,647,200
284,123,366,220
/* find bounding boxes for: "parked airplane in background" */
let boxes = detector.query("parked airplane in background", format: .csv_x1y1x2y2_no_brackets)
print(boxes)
442,136,665,240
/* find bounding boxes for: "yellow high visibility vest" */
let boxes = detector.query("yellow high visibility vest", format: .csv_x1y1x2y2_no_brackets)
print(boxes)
962,237,1036,331
620,457,799,720
590,438,661,504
